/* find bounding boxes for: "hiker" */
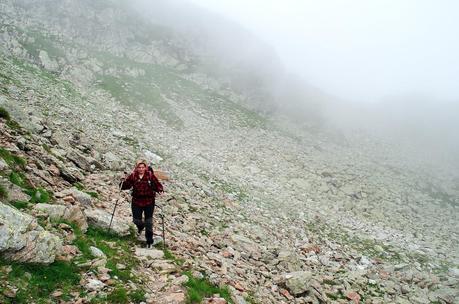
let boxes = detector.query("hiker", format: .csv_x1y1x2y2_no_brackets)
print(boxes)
121,159,163,248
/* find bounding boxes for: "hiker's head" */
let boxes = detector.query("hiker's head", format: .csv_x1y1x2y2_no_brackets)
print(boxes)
135,159,148,174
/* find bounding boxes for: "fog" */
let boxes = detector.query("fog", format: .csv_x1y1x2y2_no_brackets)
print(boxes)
189,0,459,103
131,0,459,174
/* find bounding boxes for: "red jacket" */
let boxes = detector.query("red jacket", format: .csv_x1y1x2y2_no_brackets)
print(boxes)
121,169,163,206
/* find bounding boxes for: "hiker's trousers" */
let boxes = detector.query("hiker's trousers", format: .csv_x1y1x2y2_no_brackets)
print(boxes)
131,202,155,244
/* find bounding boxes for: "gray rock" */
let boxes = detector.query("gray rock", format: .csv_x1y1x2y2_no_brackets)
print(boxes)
57,188,93,208
277,249,303,272
85,279,105,291
90,246,106,259
230,234,260,258
0,177,31,202
448,267,459,278
428,287,459,304
144,150,163,164
282,271,313,295
0,158,9,171
102,152,124,171
84,208,131,236
38,50,59,71
135,248,164,259
67,150,96,172
33,203,88,232
0,202,62,264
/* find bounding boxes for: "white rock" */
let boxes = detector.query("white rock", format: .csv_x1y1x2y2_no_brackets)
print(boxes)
144,150,163,164
135,248,164,259
0,202,61,264
85,279,105,291
84,208,132,236
90,246,106,259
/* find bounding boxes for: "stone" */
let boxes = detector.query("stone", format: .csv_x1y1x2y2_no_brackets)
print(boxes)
67,150,97,172
116,263,126,270
0,159,8,171
282,271,313,295
57,188,93,207
33,203,88,232
428,287,458,304
144,150,163,164
172,275,189,285
0,177,31,202
346,291,361,304
90,246,106,259
102,152,124,171
0,202,62,264
204,297,227,304
230,234,260,258
135,248,165,259
448,267,459,278
84,208,131,236
38,50,59,71
85,279,105,291
154,291,186,303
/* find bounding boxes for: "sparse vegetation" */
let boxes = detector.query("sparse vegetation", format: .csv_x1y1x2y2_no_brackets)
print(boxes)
0,107,11,120
0,184,7,200
9,200,29,209
0,147,27,168
0,258,80,303
183,271,233,304
25,188,52,204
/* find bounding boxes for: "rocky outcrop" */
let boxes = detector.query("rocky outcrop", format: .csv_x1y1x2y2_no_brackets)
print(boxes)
0,202,62,264
0,178,31,202
33,203,88,232
84,208,132,236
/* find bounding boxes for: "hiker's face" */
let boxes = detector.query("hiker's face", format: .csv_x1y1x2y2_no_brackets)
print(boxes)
137,164,146,174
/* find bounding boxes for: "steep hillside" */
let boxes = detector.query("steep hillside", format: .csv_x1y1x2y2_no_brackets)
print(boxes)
1,1,458,303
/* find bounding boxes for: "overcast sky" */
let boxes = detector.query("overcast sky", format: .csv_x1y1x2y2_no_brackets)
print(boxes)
189,0,459,103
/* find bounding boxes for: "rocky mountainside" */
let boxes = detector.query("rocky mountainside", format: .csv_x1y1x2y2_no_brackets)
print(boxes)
1,0,458,303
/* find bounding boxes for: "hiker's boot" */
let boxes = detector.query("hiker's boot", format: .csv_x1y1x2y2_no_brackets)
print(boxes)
137,226,144,235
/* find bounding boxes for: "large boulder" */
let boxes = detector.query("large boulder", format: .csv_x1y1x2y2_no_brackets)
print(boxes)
0,202,62,264
144,150,163,164
33,203,88,232
281,271,313,296
229,234,261,259
56,188,93,208
102,152,124,171
276,249,303,272
84,208,131,236
67,150,97,172
0,177,31,202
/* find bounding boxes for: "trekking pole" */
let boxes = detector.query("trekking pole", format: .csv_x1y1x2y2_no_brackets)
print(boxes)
109,172,127,232
160,212,166,251
155,204,166,251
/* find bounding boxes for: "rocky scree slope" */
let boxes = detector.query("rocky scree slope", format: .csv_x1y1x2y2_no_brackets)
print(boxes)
1,0,459,303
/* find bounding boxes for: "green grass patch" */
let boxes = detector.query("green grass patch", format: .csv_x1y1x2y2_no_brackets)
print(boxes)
156,245,185,266
73,182,85,190
0,184,7,200
9,171,29,188
0,258,80,303
106,286,129,303
85,191,99,199
9,200,29,210
72,226,139,282
0,147,27,168
183,271,232,304
25,188,52,204
128,289,147,303
0,106,11,120
6,119,22,131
